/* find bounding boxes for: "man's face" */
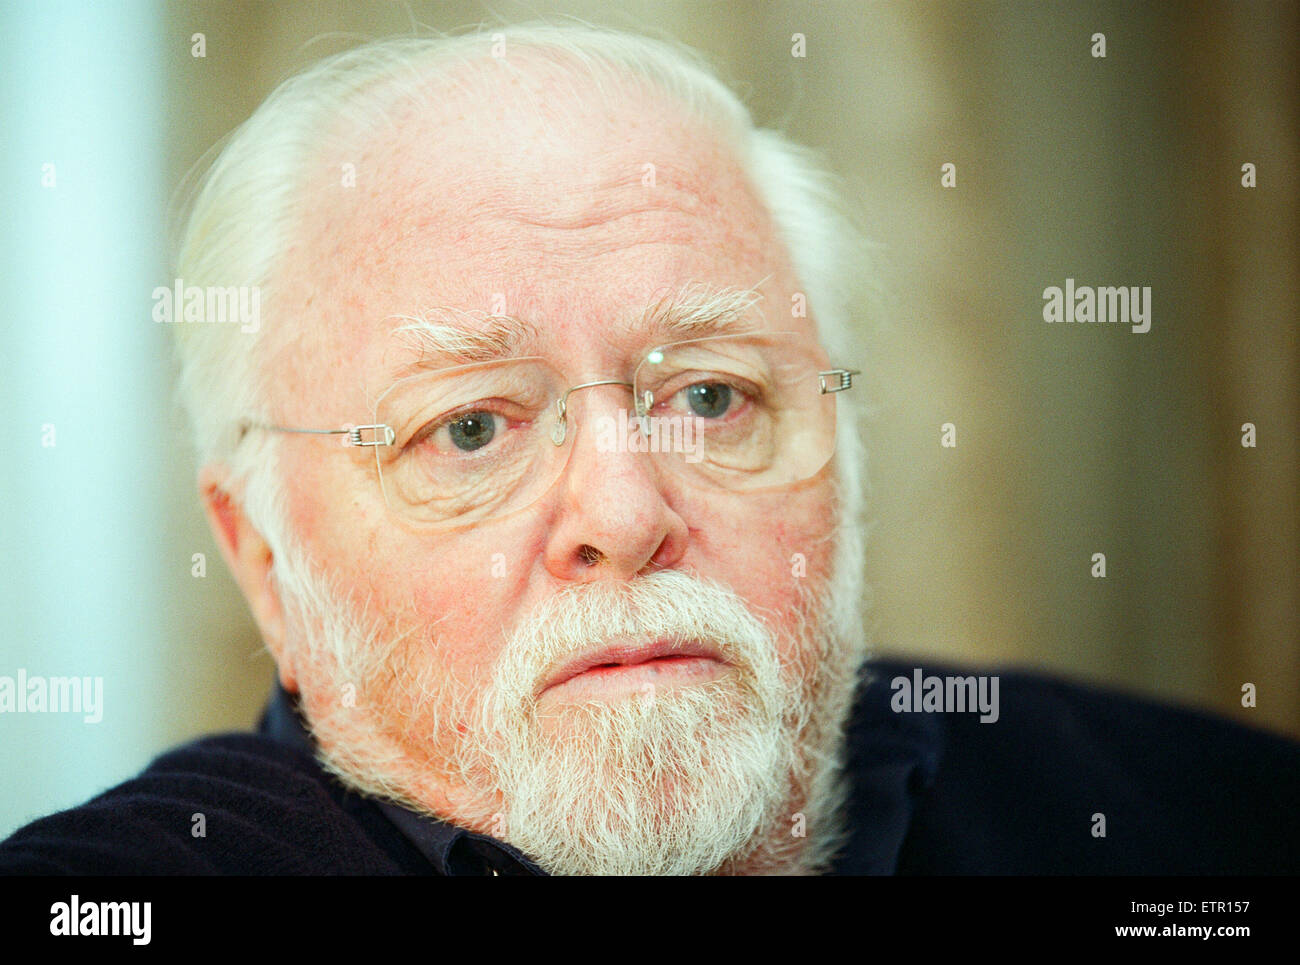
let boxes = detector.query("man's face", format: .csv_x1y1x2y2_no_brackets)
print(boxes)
259,64,854,873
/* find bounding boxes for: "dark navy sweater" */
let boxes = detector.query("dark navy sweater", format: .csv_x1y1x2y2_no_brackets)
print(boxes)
2,659,1297,875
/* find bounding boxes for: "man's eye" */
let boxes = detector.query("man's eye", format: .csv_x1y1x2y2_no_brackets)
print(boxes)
679,381,733,419
425,410,500,453
446,411,498,451
687,381,731,418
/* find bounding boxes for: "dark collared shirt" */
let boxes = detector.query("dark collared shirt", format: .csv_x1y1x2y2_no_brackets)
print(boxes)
258,682,548,876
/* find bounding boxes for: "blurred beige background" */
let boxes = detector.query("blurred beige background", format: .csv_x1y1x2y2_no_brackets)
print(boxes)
3,0,1295,836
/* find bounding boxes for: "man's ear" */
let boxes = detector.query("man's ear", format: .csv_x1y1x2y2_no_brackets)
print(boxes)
198,464,297,693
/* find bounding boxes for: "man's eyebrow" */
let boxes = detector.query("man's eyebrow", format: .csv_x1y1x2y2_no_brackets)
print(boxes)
633,283,767,343
391,310,541,371
388,283,767,374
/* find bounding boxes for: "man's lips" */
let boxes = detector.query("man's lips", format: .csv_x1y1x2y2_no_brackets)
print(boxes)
537,639,728,699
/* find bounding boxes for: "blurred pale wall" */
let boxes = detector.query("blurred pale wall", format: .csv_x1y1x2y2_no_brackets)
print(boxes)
1,0,1295,837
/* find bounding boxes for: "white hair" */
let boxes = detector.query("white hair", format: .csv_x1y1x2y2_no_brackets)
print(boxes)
172,22,872,559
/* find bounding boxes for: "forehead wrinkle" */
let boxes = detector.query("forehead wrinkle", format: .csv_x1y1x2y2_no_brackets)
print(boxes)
369,162,727,272
473,159,713,233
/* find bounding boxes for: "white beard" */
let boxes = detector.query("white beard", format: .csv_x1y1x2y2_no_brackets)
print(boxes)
271,462,868,875
460,569,804,875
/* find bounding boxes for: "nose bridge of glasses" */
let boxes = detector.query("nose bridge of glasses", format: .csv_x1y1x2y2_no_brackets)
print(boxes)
550,378,637,446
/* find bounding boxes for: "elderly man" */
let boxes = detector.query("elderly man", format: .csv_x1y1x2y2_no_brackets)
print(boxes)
3,24,1298,877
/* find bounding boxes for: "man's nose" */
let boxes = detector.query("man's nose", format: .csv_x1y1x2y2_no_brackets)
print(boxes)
540,384,689,583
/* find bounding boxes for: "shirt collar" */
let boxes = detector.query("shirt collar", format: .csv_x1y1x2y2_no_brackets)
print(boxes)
257,681,546,876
